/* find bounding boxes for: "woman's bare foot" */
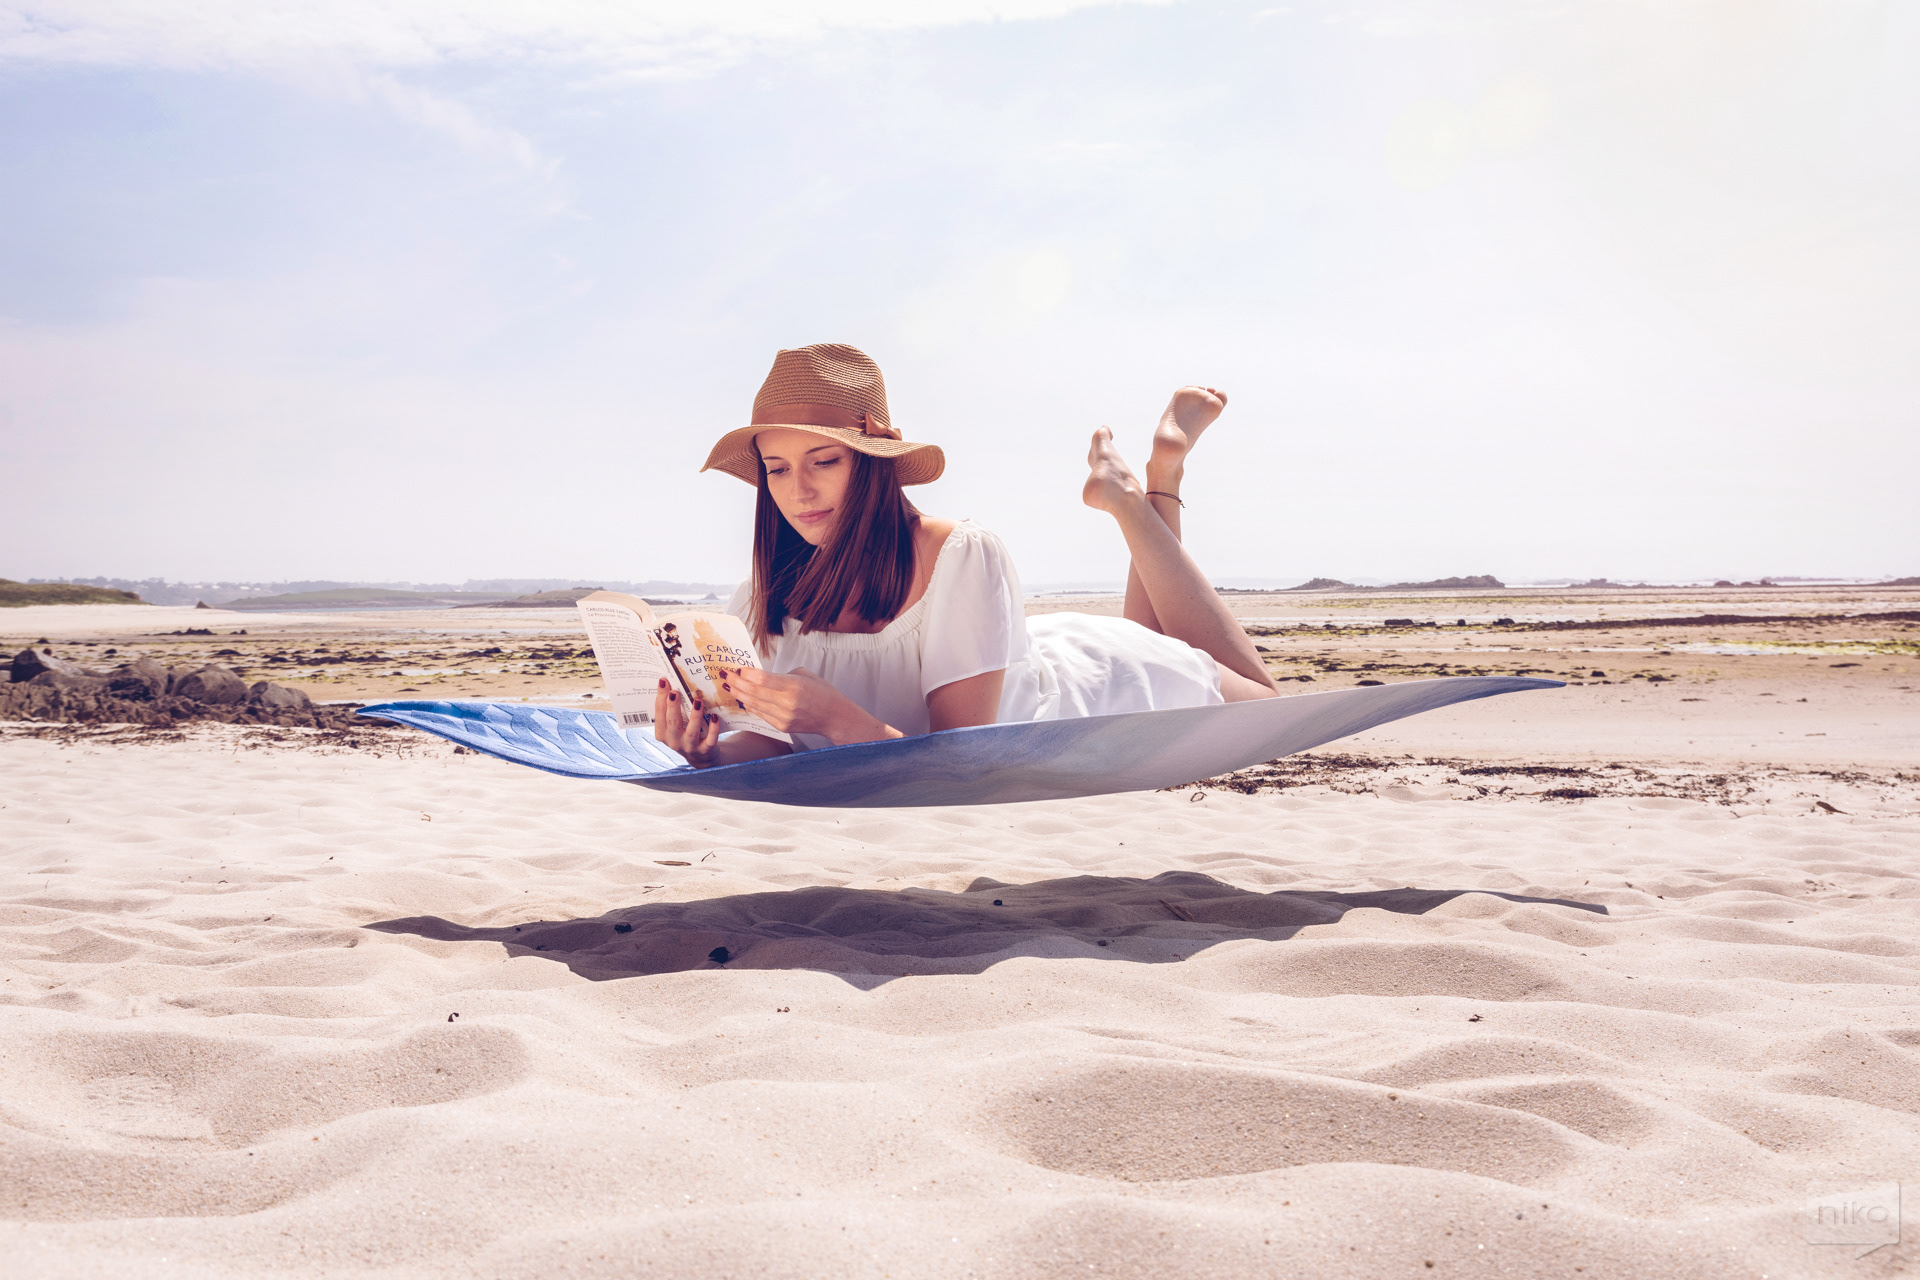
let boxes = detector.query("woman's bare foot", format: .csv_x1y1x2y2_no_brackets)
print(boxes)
1147,385,1227,493
1082,426,1148,513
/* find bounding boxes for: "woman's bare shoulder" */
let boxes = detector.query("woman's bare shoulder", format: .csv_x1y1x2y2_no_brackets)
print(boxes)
917,515,960,549
905,516,960,601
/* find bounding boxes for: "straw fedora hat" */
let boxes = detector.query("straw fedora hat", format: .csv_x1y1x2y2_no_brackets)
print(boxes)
701,343,945,486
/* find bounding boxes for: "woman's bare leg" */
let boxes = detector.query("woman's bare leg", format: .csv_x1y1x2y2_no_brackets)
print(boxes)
1123,387,1219,632
1085,409,1279,699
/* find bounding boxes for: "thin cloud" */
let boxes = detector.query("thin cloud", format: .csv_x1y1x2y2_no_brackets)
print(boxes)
357,71,548,171
0,1,1168,76
0,3,1170,183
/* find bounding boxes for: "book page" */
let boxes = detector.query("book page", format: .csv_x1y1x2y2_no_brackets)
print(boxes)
576,593,675,729
656,609,792,743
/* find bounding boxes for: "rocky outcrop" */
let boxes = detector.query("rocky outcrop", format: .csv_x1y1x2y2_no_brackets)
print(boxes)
10,647,87,683
27,668,111,695
106,657,170,701
0,681,364,730
248,681,312,711
0,651,351,729
170,664,248,704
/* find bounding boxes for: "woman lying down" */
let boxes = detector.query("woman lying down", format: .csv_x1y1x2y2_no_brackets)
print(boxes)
654,342,1282,768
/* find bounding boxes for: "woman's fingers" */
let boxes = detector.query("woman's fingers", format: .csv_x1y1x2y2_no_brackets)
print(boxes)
722,667,788,721
652,679,681,744
648,676,734,767
732,666,793,698
725,671,771,708
654,682,713,758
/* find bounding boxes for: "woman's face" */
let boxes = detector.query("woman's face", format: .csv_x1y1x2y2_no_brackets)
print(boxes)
756,428,855,546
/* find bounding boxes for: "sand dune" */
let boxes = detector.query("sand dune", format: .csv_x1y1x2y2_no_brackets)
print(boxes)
3,725,1916,1277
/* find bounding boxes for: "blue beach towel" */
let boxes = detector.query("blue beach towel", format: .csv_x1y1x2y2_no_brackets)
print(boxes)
357,676,1559,807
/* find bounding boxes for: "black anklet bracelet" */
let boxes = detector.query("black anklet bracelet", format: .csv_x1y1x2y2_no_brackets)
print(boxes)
1147,490,1184,507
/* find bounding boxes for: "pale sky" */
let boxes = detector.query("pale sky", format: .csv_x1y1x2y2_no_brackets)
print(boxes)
4,0,1916,587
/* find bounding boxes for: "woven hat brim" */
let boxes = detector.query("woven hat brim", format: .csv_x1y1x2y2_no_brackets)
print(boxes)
701,423,945,486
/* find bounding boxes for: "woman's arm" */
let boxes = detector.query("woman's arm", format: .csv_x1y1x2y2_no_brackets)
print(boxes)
729,666,1006,741
659,665,1006,769
927,668,1005,732
725,666,905,747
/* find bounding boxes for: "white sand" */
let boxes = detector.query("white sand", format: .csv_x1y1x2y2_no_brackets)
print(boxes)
3,727,1916,1277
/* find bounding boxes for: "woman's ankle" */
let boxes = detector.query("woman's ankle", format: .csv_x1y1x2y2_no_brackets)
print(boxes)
1143,464,1184,496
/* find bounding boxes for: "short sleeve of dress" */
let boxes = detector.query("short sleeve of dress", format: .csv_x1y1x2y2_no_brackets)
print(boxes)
919,524,1028,696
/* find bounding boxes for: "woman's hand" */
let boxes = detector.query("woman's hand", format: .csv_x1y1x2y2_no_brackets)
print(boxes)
724,666,903,746
652,677,723,766
650,677,803,769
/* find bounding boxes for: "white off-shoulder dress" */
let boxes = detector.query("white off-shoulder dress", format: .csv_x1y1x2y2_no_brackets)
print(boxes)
728,520,1223,752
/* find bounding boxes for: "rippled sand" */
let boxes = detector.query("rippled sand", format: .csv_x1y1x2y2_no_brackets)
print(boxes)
3,725,1916,1277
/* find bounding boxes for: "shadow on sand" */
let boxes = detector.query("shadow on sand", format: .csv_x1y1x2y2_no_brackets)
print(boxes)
367,872,1607,986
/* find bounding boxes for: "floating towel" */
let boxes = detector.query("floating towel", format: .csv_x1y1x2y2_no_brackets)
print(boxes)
357,676,1559,808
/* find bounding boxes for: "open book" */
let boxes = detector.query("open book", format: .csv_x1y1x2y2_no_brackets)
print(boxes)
575,592,790,743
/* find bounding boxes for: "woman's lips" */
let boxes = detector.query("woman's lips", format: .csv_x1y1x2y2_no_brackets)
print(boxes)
795,508,833,524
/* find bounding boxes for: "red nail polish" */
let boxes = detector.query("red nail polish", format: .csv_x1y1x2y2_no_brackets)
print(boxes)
668,691,678,702
657,677,667,688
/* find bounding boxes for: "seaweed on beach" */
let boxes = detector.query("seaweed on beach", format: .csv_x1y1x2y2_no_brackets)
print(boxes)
0,717,423,754
1171,753,1920,809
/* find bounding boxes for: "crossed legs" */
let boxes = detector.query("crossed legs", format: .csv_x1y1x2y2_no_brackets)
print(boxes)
1082,387,1280,703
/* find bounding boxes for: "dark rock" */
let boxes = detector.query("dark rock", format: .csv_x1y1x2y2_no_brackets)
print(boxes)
171,665,248,704
0,681,369,730
248,681,312,711
29,669,111,694
107,658,170,701
11,648,88,683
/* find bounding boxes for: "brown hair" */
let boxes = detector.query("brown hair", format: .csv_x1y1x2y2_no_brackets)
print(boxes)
749,448,921,646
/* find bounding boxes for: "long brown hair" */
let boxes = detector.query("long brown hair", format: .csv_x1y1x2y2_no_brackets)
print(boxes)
749,447,922,646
